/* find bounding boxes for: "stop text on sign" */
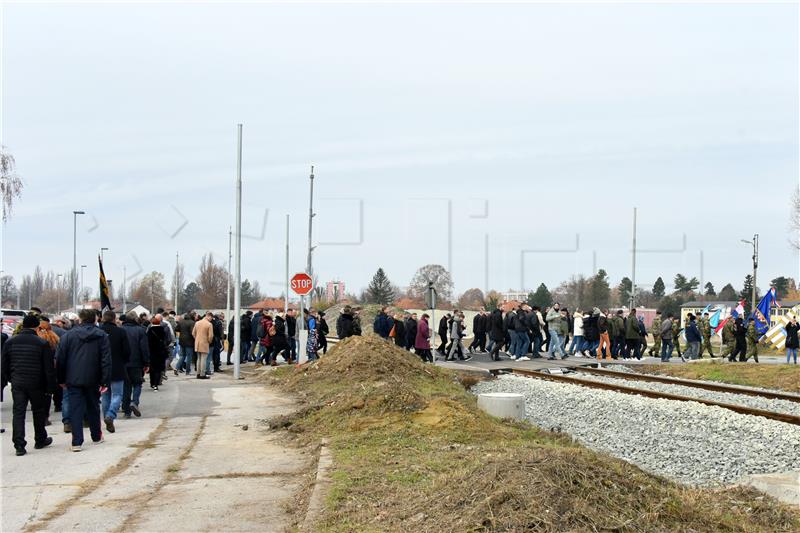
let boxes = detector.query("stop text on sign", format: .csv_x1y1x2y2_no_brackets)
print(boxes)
290,273,313,295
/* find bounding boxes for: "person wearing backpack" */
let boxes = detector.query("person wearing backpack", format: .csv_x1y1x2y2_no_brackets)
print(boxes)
257,314,274,365
269,313,288,365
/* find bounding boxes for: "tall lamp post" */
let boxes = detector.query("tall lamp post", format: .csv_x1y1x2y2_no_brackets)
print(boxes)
72,210,85,312
80,265,87,307
100,247,109,263
741,234,759,317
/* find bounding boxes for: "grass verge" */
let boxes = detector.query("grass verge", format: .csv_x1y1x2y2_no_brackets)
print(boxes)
637,361,800,393
267,336,799,532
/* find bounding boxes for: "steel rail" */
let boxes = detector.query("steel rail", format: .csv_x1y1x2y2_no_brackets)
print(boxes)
573,367,800,403
506,368,800,426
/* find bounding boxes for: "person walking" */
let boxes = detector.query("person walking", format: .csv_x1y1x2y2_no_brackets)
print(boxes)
175,313,195,375
192,313,214,379
582,310,600,357
285,310,298,363
306,309,320,361
99,311,130,433
660,313,674,362
56,309,111,452
392,313,406,349
147,316,169,389
447,313,470,361
317,311,330,354
672,317,683,358
685,313,701,360
336,306,357,339
610,310,625,359
649,311,662,357
623,309,642,360
210,313,224,372
373,306,393,339
546,304,566,360
121,311,149,419
468,311,486,353
568,309,584,356
414,313,433,363
269,313,289,365
785,315,798,364
700,312,715,358
596,311,611,360
2,315,57,456
745,319,760,363
404,313,418,353
437,313,450,355
730,317,747,362
257,314,274,365
487,308,505,361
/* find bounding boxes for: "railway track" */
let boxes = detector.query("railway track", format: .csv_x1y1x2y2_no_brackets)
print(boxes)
502,368,800,426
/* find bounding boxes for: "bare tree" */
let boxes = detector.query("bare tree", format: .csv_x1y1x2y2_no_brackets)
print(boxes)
170,261,186,310
130,271,168,310
197,253,228,309
409,264,454,303
0,146,23,221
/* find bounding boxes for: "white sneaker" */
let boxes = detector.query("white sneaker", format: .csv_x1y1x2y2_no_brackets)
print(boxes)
575,353,583,358
518,356,531,361
71,445,81,452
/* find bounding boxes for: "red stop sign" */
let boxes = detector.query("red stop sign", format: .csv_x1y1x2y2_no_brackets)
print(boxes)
290,272,313,295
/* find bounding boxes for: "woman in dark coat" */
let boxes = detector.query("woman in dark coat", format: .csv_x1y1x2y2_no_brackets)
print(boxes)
785,315,798,364
488,309,505,361
730,317,747,362
393,314,406,349
147,316,168,391
270,314,289,365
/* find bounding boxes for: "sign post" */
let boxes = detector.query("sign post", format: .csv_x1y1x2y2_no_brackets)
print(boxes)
291,273,314,365
425,282,437,363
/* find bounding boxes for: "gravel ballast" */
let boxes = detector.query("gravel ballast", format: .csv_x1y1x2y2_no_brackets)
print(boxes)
473,374,800,487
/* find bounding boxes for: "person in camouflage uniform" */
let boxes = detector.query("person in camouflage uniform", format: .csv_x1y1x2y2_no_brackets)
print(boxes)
745,319,759,363
649,311,662,357
699,312,714,358
720,318,735,360
672,316,683,358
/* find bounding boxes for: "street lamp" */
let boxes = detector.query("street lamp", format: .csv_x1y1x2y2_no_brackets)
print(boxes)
100,247,109,263
740,234,759,317
56,274,63,313
80,264,87,305
72,210,85,312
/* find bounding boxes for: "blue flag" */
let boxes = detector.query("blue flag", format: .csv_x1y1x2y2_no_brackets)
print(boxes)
752,287,778,336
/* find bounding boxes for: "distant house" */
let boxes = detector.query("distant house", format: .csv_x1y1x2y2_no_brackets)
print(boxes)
248,298,289,311
127,304,150,317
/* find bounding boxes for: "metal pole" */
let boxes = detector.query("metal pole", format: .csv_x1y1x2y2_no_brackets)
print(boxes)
752,234,758,318
284,215,289,328
72,211,84,312
233,124,243,380
174,251,179,314
306,165,315,293
123,265,127,314
80,265,86,306
225,226,232,343
630,207,637,309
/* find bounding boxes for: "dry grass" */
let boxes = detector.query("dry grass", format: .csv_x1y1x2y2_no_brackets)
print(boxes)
637,361,800,393
267,336,800,532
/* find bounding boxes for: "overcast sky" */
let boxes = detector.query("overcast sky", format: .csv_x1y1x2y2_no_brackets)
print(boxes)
2,2,798,299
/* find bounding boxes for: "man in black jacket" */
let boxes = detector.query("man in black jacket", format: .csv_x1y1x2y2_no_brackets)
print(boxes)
211,314,224,372
175,313,196,375
99,311,130,433
468,311,486,354
437,314,450,355
336,306,356,339
121,312,150,418
284,310,297,363
2,315,56,455
404,313,417,351
317,311,329,354
56,309,111,451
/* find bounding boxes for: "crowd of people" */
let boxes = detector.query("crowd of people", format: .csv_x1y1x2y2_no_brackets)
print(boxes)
0,305,229,457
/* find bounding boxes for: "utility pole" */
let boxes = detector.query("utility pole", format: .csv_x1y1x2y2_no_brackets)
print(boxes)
72,210,85,312
284,214,289,326
233,124,243,380
226,226,232,338
174,251,179,314
741,234,759,316
630,207,637,309
306,165,315,288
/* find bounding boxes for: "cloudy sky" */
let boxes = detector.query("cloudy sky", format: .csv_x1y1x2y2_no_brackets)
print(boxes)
2,1,798,299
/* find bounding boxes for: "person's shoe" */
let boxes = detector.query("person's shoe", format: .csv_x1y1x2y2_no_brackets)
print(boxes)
71,445,82,452
547,357,556,360
463,356,473,362
575,353,583,358
561,355,568,359
226,361,232,365
15,448,26,456
63,423,72,434
152,386,159,392
174,369,179,376
518,356,531,361
131,404,141,417
124,413,132,419
197,375,209,380
34,437,53,449
104,416,115,433
468,347,474,354
45,419,52,426
92,436,104,444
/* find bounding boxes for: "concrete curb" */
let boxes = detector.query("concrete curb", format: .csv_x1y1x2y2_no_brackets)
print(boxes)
301,438,333,532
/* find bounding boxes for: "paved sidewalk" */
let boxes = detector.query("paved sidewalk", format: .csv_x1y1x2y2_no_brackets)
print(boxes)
1,371,310,532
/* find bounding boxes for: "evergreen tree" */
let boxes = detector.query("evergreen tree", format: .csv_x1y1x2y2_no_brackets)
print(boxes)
740,275,760,315
704,282,716,297
771,276,791,299
674,273,700,293
527,283,553,308
182,282,201,311
588,269,611,308
718,283,737,301
617,277,633,306
652,277,666,298
366,268,395,305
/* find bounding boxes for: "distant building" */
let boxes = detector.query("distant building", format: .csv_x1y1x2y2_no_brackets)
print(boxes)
326,280,346,302
501,290,528,303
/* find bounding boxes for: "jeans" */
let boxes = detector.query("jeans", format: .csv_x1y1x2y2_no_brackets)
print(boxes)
584,340,599,355
787,348,798,363
288,337,297,361
122,367,143,415
612,336,625,357
67,386,102,446
240,340,251,363
548,330,566,358
61,389,70,423
531,335,542,355
661,339,674,361
508,330,521,357
568,335,584,354
205,348,213,374
687,341,700,360
177,345,194,374
101,380,124,420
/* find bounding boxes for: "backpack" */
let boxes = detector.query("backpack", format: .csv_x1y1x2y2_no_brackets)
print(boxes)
256,320,267,339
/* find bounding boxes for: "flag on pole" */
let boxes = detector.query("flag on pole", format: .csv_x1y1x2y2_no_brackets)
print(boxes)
709,308,722,329
99,255,112,311
752,287,779,335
